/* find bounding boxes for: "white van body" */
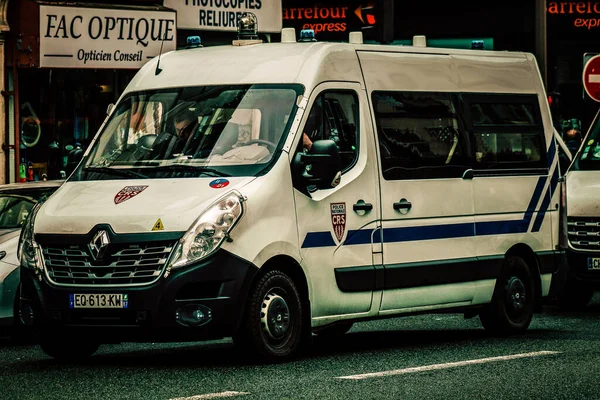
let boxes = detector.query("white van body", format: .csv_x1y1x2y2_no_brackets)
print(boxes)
19,38,564,361
561,108,600,308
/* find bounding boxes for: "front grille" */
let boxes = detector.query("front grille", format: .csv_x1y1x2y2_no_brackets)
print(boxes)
568,217,600,251
41,241,176,287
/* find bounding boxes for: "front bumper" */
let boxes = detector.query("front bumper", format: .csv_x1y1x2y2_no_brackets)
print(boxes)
20,249,257,342
565,247,600,288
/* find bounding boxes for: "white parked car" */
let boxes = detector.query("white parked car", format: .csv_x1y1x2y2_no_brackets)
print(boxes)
0,180,62,335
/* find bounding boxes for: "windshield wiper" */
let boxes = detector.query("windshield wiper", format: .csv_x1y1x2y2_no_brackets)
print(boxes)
148,164,230,177
83,166,149,179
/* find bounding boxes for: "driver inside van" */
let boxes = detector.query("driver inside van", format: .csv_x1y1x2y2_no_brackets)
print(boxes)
172,110,197,155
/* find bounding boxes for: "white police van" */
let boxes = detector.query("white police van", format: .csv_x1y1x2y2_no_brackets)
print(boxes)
560,107,600,308
18,29,565,361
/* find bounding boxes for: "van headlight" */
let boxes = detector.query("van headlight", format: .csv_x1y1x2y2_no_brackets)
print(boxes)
167,191,245,270
18,203,43,271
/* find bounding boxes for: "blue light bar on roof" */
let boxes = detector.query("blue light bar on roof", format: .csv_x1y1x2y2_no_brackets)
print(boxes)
186,36,203,49
299,29,317,42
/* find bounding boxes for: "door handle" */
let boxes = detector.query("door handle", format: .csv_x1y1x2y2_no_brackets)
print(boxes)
353,202,373,212
393,201,412,211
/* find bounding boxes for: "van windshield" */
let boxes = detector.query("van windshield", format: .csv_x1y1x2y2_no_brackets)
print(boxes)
574,108,600,171
72,84,303,180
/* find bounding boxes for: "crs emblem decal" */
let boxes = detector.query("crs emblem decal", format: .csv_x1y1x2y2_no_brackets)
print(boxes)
114,185,148,204
330,202,346,242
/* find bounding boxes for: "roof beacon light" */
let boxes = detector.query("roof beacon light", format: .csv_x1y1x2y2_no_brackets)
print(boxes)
186,36,203,49
413,35,427,48
281,28,296,43
299,29,317,42
349,31,363,44
237,12,258,40
471,40,485,50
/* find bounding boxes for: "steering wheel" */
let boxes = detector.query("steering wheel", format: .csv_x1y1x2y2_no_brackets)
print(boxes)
238,139,277,151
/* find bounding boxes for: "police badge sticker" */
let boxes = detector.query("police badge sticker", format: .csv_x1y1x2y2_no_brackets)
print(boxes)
330,202,346,242
114,185,148,204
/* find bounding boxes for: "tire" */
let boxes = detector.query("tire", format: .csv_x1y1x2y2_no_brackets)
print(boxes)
557,279,594,310
10,287,34,344
40,338,99,361
234,270,306,362
480,256,535,334
314,322,353,338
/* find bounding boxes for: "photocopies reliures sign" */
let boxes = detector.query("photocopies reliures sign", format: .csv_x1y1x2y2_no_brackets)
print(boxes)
40,5,177,69
164,0,282,32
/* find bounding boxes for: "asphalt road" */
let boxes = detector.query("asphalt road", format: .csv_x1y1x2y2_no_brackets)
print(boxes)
2,296,600,400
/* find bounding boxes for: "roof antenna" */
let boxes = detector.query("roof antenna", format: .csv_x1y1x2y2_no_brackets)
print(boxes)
155,32,167,76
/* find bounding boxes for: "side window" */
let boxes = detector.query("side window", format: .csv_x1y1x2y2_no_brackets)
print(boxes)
464,94,547,170
302,91,359,172
372,91,472,180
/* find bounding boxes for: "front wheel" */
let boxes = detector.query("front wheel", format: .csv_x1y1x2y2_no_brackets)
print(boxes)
480,256,535,334
234,270,306,362
40,338,99,361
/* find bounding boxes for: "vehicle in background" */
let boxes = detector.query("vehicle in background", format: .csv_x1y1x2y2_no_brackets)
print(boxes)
559,107,600,308
0,181,62,336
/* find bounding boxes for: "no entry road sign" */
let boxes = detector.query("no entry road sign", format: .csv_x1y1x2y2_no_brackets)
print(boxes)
583,55,600,102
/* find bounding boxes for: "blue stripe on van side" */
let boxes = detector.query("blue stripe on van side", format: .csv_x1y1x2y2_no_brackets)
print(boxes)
523,176,548,224
532,165,560,232
344,228,379,246
302,232,336,248
382,223,475,243
547,139,556,169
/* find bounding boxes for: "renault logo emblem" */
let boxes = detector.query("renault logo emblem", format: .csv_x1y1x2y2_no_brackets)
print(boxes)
89,230,110,260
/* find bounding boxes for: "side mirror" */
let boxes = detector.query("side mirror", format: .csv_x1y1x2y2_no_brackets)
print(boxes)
292,139,342,193
106,103,115,116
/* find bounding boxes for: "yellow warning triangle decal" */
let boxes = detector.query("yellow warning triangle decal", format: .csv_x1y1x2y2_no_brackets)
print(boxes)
152,218,164,231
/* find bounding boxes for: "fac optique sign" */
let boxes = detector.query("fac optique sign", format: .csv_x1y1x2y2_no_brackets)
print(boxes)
548,1,600,29
39,5,177,69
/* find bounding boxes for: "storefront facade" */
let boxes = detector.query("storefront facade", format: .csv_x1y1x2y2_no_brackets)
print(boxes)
2,1,598,183
5,0,176,183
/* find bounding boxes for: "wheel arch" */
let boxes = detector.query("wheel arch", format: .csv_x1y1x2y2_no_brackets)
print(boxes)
505,243,543,311
236,254,311,332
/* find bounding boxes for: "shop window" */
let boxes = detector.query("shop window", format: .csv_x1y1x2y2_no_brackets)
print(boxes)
301,91,359,172
372,91,471,180
465,94,547,170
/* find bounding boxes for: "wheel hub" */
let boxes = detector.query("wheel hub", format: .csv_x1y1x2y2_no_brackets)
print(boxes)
505,275,526,311
261,293,290,340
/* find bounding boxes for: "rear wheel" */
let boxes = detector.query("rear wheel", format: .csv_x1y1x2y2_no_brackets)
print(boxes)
40,337,99,361
234,270,306,362
480,256,535,334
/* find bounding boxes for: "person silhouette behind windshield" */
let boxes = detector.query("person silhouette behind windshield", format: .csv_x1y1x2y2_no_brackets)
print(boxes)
172,110,197,155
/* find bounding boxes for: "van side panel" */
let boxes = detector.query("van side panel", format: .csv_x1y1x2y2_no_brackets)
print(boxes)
451,54,534,94
358,50,558,314
296,45,365,90
358,51,477,311
358,52,459,92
